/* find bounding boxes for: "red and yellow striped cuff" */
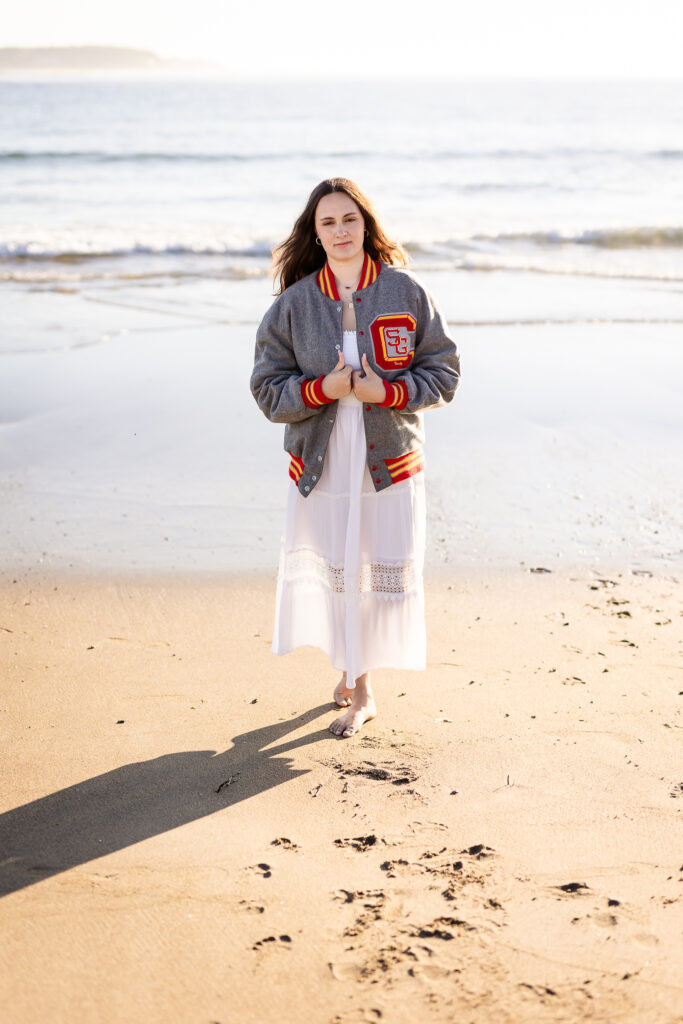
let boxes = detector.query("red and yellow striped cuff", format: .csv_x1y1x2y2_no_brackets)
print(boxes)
378,379,409,410
385,449,424,483
288,453,304,483
301,376,334,408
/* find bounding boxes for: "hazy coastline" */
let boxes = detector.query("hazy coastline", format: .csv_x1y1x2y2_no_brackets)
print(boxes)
0,45,224,79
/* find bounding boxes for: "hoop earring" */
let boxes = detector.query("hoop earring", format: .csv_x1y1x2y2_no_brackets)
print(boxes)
364,229,369,237
315,236,322,246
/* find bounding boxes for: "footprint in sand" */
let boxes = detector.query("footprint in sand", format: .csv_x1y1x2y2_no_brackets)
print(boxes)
379,858,410,878
334,890,388,937
460,843,495,860
334,835,383,853
332,760,419,786
331,939,457,986
270,837,300,850
330,1006,384,1023
252,934,292,952
335,888,386,905
249,862,272,878
238,899,265,914
419,847,448,860
378,843,498,907
355,944,419,981
555,881,590,894
412,916,476,939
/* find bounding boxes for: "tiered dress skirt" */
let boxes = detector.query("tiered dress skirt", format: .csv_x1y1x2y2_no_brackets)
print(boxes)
272,332,426,688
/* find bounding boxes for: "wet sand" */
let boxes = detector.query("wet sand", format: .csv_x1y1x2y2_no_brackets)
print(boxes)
2,271,681,576
1,568,681,1023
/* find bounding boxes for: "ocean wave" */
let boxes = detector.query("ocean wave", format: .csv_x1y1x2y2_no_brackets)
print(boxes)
0,240,274,261
4,225,683,264
0,148,374,163
2,145,682,164
3,256,682,288
470,227,683,249
413,259,683,283
3,226,683,288
0,265,268,285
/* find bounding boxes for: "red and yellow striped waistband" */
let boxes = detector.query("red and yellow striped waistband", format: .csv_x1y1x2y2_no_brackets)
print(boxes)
385,449,424,483
288,453,304,483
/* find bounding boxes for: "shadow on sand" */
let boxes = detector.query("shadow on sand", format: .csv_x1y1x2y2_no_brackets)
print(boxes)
0,703,333,899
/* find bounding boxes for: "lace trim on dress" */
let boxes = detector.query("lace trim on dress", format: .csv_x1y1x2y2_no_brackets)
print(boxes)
280,547,419,599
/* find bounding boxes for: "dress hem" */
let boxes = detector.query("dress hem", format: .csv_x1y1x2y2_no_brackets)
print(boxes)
270,639,427,685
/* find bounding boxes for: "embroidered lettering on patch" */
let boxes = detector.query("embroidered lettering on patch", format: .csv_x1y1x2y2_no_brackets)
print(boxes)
370,313,417,370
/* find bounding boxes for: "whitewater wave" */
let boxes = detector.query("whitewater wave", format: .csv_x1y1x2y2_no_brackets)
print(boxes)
2,225,683,286
473,227,683,248
3,256,683,288
0,240,274,261
3,225,683,264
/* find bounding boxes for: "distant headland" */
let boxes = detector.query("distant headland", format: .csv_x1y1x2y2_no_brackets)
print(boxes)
0,46,196,72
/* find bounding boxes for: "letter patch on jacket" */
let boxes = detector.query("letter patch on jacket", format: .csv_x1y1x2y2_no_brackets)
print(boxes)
370,313,417,370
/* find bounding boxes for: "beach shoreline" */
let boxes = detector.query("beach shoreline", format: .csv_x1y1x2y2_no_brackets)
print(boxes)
2,302,681,578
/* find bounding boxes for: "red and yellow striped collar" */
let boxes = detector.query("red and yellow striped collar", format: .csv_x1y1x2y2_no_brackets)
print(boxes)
317,252,381,300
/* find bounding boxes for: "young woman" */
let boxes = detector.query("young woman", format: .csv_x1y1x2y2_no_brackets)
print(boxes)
251,179,460,738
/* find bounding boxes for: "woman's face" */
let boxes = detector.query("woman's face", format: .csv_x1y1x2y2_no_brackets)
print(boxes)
314,192,365,264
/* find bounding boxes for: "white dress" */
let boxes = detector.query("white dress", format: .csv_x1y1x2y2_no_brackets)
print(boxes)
272,331,426,688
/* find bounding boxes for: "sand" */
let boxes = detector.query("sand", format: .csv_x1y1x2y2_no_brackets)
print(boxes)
1,567,681,1024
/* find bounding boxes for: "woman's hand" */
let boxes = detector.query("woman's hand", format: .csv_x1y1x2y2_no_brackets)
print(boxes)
322,350,353,399
352,353,385,404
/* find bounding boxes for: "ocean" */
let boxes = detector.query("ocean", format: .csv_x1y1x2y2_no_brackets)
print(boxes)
2,76,683,287
1,76,682,573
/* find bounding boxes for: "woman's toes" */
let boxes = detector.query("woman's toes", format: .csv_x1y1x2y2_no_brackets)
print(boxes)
333,684,353,707
329,703,375,738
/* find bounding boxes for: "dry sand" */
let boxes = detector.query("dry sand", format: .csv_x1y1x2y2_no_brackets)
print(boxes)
1,568,681,1023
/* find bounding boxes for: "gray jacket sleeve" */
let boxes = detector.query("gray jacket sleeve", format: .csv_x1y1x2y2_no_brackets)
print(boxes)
400,284,460,413
251,298,321,424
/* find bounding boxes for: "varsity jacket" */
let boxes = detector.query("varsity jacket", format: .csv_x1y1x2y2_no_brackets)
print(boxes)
251,253,460,496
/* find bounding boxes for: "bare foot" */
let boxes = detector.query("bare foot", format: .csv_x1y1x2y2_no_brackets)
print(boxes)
329,674,376,738
333,673,354,707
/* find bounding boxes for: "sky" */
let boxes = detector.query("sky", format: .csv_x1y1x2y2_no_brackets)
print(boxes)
3,0,683,79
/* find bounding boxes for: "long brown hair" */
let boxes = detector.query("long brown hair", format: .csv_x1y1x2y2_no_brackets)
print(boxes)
273,178,408,294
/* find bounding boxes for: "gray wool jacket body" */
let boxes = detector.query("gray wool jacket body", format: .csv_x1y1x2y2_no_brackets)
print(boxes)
250,262,461,496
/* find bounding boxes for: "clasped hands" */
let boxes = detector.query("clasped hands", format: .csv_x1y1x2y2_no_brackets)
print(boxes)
321,351,385,404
